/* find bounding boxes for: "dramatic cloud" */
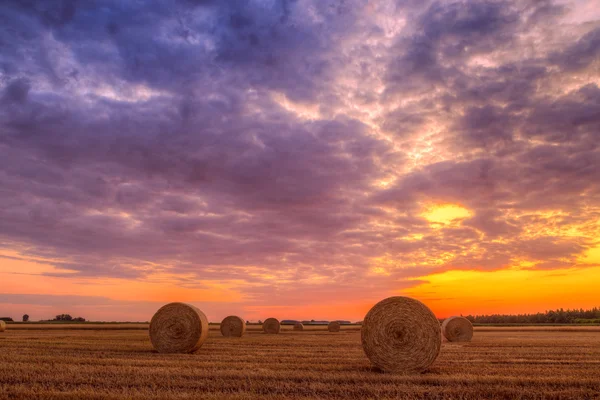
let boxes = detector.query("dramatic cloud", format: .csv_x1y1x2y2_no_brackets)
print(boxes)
0,0,599,320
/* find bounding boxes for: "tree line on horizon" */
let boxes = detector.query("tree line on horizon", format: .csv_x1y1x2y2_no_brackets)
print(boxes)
461,307,600,324
2,308,600,324
0,314,86,322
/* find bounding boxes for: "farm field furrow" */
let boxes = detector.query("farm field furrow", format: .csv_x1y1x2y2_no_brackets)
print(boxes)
0,328,599,399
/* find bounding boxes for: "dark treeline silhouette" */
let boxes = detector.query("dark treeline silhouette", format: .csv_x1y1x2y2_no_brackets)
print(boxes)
1,315,87,323
462,308,600,324
53,314,86,322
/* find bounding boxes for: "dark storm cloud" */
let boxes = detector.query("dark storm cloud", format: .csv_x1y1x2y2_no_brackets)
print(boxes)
0,0,362,102
2,78,31,104
454,105,515,149
549,26,600,71
385,0,525,95
0,0,599,299
523,84,600,143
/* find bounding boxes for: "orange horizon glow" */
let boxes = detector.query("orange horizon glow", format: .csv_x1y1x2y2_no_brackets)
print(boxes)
406,265,600,319
2,237,600,322
2,202,600,322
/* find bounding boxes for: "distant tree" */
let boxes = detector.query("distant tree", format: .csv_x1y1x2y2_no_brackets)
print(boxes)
0,317,13,322
54,314,73,321
73,317,86,322
22,314,29,322
258,320,263,324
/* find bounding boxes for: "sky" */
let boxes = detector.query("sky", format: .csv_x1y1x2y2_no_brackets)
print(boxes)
0,0,599,322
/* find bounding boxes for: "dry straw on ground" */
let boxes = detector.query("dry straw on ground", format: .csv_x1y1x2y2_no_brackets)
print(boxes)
441,316,473,342
328,321,341,332
3,327,600,399
220,315,246,337
0,320,5,332
293,322,304,331
262,318,280,334
361,296,442,373
149,303,208,353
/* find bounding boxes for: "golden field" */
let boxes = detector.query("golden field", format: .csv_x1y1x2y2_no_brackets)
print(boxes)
1,325,599,399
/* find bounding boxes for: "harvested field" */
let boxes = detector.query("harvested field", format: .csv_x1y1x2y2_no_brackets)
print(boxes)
0,326,599,399
5,323,150,330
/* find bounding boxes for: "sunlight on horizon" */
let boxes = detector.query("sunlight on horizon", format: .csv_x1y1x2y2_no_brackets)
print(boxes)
405,266,600,318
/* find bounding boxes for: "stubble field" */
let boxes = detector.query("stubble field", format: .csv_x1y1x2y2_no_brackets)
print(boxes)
0,325,599,400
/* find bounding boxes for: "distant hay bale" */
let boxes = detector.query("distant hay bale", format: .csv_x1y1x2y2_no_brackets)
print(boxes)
262,318,280,334
328,321,341,332
149,303,208,353
293,322,304,331
0,321,5,332
220,315,246,337
361,296,441,373
441,316,473,342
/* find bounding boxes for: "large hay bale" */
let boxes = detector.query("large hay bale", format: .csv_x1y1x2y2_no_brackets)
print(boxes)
328,321,341,332
441,316,473,342
0,321,5,332
361,296,441,373
293,322,304,331
149,303,208,353
262,318,280,334
220,315,246,337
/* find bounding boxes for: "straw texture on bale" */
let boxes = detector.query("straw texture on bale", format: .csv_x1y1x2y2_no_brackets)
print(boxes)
262,318,280,334
361,296,441,373
441,316,473,342
149,303,208,353
293,322,304,331
0,321,5,332
328,321,341,332
220,315,246,337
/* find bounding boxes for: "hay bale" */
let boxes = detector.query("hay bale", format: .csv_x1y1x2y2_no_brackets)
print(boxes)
361,296,441,373
0,321,5,332
262,318,280,334
149,303,208,353
441,316,473,342
328,321,341,332
293,322,304,331
220,315,246,337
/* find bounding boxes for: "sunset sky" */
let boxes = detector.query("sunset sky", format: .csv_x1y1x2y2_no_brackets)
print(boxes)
1,0,599,322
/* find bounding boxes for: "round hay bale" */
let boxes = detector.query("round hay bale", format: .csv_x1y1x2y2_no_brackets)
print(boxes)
220,315,246,337
262,318,280,334
441,316,473,342
361,296,441,373
149,303,208,353
293,322,304,331
0,321,5,332
328,321,341,332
